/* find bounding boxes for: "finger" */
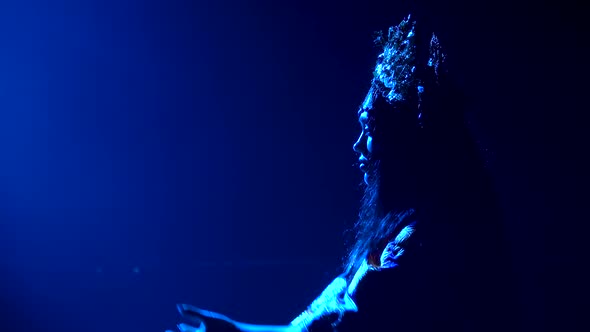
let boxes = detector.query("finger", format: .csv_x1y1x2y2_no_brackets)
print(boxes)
177,323,205,332
177,304,204,323
177,304,234,323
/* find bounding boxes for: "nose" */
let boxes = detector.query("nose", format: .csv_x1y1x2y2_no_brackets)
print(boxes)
353,133,365,154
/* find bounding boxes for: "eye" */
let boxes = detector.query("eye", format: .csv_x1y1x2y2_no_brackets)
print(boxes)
365,118,375,136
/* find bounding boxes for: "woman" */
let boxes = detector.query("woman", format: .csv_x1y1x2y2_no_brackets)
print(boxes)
171,16,516,332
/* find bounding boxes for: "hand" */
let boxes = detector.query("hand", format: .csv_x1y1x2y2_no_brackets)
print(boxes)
173,303,242,332
170,303,296,332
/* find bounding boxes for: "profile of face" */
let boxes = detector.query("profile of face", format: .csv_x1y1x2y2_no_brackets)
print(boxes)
353,88,378,185
352,86,422,213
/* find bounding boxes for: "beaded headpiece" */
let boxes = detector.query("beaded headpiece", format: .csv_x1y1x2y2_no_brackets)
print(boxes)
370,15,446,122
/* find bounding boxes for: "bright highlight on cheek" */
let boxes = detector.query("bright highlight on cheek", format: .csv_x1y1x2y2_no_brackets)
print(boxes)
367,136,373,154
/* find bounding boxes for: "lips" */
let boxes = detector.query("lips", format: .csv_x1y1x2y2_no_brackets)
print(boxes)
359,157,369,172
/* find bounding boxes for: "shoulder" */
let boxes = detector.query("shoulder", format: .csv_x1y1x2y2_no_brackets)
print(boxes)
348,223,425,308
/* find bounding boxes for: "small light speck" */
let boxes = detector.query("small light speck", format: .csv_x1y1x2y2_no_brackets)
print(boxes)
132,266,140,274
96,267,103,273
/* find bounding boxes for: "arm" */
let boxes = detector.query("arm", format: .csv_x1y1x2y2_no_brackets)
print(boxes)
235,322,296,332
176,304,299,332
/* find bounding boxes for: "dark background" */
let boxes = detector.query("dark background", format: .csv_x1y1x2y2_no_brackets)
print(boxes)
0,0,585,331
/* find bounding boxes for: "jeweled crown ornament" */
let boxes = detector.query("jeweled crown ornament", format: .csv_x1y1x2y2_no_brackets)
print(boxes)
371,15,446,111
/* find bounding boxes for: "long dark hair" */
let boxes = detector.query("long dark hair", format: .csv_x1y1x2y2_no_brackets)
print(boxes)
343,47,507,277
342,19,518,330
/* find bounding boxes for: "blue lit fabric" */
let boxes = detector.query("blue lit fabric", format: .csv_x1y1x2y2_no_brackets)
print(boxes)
379,222,416,268
290,223,417,331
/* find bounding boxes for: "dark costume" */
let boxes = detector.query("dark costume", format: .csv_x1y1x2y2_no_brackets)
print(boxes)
292,216,514,332
292,221,465,331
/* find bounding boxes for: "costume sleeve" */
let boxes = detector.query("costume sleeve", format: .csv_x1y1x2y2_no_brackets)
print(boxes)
289,275,357,331
335,264,423,332
336,224,467,332
333,224,420,331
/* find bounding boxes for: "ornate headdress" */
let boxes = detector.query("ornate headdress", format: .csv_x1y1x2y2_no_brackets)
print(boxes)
371,15,446,123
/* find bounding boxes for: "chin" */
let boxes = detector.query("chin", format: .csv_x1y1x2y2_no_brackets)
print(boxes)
364,173,370,185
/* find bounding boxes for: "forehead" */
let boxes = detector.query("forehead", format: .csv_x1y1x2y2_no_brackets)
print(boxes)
358,86,377,116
